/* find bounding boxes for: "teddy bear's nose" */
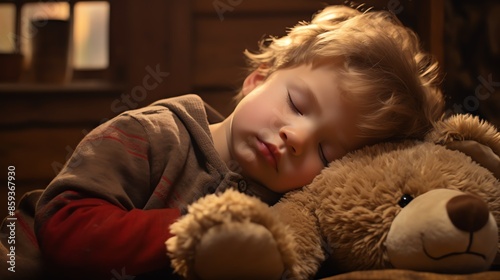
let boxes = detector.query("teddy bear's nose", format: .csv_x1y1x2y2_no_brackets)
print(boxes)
446,194,490,232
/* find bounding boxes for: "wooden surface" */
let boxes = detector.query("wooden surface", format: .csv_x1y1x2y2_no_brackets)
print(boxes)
320,270,500,280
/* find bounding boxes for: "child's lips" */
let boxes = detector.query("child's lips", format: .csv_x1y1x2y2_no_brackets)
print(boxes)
257,138,280,170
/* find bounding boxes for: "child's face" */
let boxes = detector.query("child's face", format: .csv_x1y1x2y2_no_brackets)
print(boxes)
228,63,369,193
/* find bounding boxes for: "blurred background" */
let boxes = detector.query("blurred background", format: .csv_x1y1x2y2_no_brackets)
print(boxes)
0,0,499,218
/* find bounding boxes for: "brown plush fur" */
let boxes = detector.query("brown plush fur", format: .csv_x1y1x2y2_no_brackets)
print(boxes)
167,114,500,279
293,140,500,274
274,114,500,277
427,114,500,155
166,189,297,279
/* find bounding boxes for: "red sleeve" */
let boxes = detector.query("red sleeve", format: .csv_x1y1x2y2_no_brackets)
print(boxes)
37,197,181,278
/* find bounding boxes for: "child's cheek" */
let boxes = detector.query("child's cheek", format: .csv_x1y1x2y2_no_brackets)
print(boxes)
235,139,256,163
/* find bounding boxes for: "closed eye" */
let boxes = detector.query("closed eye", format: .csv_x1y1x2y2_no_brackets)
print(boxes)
287,91,303,115
318,144,329,167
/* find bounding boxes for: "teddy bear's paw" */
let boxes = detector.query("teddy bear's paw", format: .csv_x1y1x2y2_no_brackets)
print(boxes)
193,221,285,280
166,189,298,279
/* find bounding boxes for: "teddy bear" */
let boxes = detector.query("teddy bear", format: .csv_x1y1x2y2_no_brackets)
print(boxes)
165,114,500,280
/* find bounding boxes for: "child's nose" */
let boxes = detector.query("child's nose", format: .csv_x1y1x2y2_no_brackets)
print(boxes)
279,126,308,155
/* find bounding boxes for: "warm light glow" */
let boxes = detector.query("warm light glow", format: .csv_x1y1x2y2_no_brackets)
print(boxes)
73,1,109,69
0,4,16,52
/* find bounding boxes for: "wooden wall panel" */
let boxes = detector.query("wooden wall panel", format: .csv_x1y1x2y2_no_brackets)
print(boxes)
125,0,175,103
193,15,315,89
194,0,326,14
1,128,87,183
0,127,87,218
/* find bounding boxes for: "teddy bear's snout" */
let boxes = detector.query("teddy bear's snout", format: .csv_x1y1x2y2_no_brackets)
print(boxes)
446,194,490,232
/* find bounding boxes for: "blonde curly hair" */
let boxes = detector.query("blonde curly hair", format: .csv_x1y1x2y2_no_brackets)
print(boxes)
242,5,444,140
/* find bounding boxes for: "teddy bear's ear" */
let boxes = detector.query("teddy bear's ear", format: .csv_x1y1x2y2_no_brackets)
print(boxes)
426,114,500,179
445,140,500,179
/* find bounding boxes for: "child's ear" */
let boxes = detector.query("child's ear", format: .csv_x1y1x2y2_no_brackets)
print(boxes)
241,68,266,96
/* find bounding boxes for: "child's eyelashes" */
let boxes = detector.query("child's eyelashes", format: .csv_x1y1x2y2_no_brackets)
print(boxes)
318,144,329,167
288,90,327,166
287,91,303,115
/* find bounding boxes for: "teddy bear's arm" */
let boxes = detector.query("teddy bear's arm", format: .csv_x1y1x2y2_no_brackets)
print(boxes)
166,189,299,280
272,192,326,279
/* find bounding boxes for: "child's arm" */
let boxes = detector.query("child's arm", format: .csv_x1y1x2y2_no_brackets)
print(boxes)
38,196,179,276
34,111,183,278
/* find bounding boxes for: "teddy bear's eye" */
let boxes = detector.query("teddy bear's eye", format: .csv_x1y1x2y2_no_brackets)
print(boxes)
398,194,414,208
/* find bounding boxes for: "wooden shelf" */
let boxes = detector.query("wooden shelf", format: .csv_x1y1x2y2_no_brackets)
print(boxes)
0,81,127,96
